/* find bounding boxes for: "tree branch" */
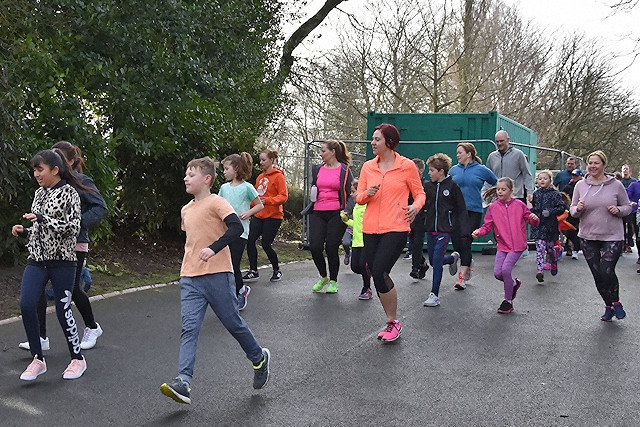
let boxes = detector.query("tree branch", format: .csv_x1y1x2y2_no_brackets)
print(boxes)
279,0,347,80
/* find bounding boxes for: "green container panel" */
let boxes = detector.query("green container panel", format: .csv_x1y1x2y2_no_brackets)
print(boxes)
366,111,538,251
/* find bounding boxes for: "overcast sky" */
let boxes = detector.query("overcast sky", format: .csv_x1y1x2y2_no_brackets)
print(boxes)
294,0,640,98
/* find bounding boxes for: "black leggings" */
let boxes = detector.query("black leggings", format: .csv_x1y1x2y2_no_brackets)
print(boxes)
363,232,407,294
309,210,347,281
37,251,96,338
581,239,623,305
350,247,370,293
247,217,282,272
229,238,247,294
451,211,483,268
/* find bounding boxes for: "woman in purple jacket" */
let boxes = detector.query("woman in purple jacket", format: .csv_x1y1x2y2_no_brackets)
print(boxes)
570,150,631,321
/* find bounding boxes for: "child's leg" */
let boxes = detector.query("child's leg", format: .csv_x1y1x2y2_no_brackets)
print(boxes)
50,265,83,359
228,238,247,294
427,232,449,296
204,273,263,364
546,240,557,269
498,252,522,301
342,228,352,255
535,240,546,271
350,247,370,292
177,276,213,384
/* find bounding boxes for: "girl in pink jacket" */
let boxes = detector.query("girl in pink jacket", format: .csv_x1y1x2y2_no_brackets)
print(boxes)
472,177,539,314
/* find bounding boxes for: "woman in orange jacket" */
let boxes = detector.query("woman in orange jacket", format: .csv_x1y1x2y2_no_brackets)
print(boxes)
243,149,288,283
355,123,426,342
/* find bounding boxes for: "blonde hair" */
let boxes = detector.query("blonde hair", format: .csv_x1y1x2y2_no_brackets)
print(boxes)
426,153,452,174
483,177,514,203
537,169,554,181
588,150,607,165
187,157,217,186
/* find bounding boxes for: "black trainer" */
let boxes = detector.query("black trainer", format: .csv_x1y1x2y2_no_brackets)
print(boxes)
160,377,191,404
253,348,271,389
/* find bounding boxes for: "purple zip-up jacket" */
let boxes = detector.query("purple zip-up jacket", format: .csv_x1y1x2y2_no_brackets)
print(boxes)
475,198,539,252
570,173,631,241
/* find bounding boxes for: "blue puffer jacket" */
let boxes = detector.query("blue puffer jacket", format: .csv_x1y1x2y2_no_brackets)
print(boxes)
530,187,566,241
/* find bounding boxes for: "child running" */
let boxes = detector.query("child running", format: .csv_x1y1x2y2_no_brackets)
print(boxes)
340,179,372,300
529,170,567,283
12,150,87,380
472,177,539,314
422,153,467,307
219,152,264,310
160,157,269,404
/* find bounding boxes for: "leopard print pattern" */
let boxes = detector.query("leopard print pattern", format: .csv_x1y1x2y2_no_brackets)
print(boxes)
25,183,81,262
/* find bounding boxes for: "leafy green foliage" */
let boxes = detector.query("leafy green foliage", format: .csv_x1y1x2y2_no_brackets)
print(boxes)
1,0,290,263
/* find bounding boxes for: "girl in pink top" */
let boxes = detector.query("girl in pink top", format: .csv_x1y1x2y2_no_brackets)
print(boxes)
472,177,539,314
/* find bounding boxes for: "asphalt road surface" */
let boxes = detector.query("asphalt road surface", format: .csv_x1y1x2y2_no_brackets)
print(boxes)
2,249,640,426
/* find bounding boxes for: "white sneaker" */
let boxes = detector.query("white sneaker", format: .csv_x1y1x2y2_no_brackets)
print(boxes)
423,292,441,307
449,252,460,276
572,252,579,260
18,336,50,351
80,323,103,350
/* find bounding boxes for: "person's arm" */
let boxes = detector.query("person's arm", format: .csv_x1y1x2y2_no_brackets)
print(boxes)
483,166,498,186
355,164,372,205
208,213,243,254
615,183,632,217
520,152,535,194
79,177,108,229
263,173,288,206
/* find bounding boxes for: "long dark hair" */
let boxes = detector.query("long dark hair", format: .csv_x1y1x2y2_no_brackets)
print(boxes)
31,149,92,193
52,140,85,173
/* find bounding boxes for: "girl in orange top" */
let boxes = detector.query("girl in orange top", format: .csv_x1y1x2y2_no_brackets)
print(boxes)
356,123,426,342
243,149,289,283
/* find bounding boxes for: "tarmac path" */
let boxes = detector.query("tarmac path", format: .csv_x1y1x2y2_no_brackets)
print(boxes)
2,250,640,426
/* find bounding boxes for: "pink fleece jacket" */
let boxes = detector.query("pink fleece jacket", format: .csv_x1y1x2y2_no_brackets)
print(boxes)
475,198,539,253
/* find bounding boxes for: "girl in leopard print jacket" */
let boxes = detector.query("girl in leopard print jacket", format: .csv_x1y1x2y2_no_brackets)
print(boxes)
12,149,91,381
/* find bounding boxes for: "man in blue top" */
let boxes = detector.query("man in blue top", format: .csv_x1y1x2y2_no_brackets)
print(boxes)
553,157,578,191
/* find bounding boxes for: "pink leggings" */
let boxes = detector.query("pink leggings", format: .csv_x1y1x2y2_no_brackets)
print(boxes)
494,250,523,301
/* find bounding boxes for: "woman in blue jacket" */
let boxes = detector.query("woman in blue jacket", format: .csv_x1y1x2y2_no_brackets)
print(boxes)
449,142,498,290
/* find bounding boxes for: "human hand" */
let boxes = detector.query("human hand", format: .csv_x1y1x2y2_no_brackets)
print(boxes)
367,184,380,197
527,194,533,203
11,225,23,237
239,211,249,220
199,247,215,261
607,205,621,216
340,211,349,222
403,205,417,222
471,229,479,239
530,213,539,222
23,213,37,222
576,200,585,212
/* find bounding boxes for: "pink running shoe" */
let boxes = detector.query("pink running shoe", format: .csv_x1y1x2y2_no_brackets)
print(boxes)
63,356,87,380
20,356,47,381
379,320,402,342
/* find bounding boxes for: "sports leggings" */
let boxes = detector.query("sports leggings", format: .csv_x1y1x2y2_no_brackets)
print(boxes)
581,239,623,305
247,217,282,272
309,209,347,281
36,251,96,338
494,250,523,301
363,232,407,294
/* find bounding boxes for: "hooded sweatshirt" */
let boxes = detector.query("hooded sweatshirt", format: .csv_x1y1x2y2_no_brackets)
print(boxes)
254,167,288,220
485,146,534,199
569,173,631,241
